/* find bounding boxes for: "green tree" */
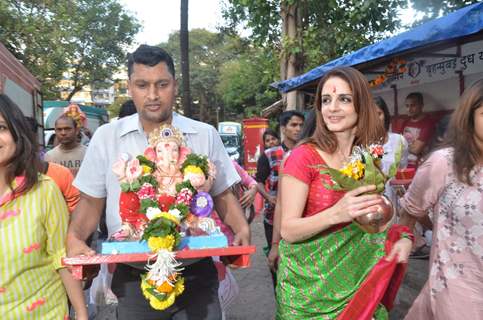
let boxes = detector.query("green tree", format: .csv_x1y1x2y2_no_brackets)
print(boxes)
107,95,130,118
223,0,406,109
160,29,265,123
0,0,140,99
410,0,480,26
216,48,280,118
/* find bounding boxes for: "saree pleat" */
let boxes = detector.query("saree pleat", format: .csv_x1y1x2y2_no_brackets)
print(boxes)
276,223,388,320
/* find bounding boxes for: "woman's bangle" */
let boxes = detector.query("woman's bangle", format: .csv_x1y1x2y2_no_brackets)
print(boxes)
400,232,414,243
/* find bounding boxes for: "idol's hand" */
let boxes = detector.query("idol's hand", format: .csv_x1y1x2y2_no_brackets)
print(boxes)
330,185,383,225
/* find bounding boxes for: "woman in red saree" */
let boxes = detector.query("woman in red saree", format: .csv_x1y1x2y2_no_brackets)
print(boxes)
275,67,413,320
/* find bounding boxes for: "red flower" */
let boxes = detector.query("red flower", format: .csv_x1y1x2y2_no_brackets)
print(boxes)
176,188,193,205
137,183,156,200
370,145,385,158
158,194,176,211
119,192,147,227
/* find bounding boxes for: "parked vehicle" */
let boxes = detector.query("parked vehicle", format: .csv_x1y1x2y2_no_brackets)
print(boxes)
43,100,109,149
218,121,242,163
0,42,44,145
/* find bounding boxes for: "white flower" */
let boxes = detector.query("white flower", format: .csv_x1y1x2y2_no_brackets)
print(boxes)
168,208,182,221
146,207,162,220
146,250,184,285
196,196,208,208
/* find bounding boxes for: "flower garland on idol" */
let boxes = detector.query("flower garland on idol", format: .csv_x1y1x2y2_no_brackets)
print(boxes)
321,143,402,233
112,124,216,310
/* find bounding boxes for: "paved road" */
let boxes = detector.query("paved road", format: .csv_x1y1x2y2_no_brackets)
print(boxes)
93,215,428,319
226,216,276,320
227,215,429,320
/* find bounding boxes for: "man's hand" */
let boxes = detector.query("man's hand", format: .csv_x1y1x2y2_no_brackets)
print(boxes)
267,245,279,272
66,233,96,257
66,233,100,281
232,225,250,246
267,195,277,206
239,186,257,208
214,189,251,246
67,193,105,257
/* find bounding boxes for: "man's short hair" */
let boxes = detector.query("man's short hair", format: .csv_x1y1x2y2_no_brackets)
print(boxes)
127,45,175,79
55,114,77,128
279,110,305,127
406,92,424,106
119,100,137,118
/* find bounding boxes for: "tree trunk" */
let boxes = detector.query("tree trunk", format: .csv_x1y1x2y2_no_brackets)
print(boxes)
280,1,305,111
180,0,191,117
66,85,82,101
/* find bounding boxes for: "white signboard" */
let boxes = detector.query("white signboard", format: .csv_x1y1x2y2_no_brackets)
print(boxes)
368,39,483,115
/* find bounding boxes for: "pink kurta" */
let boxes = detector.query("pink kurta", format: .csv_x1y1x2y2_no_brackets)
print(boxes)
400,148,483,320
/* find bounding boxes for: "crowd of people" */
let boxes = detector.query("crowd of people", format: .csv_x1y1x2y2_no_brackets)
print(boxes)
0,44,481,320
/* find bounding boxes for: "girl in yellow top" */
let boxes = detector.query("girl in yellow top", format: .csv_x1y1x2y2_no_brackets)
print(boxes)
0,95,87,319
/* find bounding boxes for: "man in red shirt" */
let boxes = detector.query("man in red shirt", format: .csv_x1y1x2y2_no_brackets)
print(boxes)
401,93,435,259
401,92,435,168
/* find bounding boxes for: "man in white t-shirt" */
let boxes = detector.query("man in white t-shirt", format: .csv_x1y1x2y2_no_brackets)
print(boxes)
45,115,87,177
66,45,250,320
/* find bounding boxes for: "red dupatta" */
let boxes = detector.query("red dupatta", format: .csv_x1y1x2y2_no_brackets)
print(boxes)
337,224,413,320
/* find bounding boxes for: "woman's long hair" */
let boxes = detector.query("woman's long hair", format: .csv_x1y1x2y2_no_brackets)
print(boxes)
444,79,483,185
374,96,391,131
308,67,385,153
0,94,40,194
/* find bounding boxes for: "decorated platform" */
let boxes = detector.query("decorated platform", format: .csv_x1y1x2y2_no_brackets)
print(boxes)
63,245,256,280
87,124,257,310
101,233,229,254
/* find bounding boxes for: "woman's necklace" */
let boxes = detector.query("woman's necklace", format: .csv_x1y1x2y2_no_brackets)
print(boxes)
336,148,351,166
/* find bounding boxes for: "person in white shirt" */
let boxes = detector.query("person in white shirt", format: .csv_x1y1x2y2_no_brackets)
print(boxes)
66,45,250,320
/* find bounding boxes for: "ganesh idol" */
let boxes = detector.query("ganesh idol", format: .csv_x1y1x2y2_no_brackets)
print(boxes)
111,124,216,241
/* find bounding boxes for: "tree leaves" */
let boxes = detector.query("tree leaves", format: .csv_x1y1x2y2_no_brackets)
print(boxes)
158,29,279,121
409,0,479,26
223,0,407,75
0,0,140,99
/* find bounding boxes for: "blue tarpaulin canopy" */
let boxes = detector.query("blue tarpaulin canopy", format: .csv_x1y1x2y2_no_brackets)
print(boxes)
273,2,483,93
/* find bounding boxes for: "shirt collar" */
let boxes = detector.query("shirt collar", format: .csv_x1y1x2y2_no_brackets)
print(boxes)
119,113,142,137
172,112,197,134
281,142,289,152
119,112,198,137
